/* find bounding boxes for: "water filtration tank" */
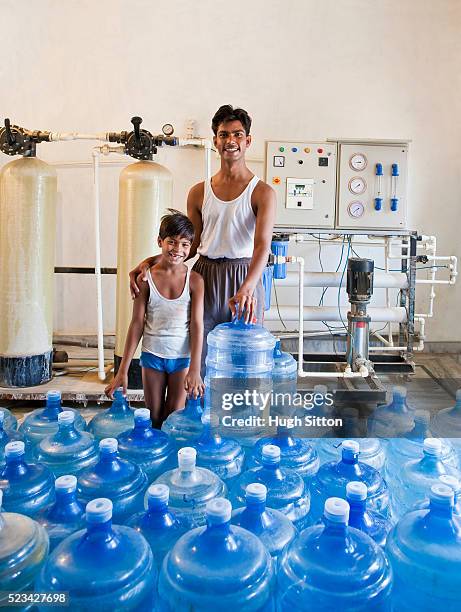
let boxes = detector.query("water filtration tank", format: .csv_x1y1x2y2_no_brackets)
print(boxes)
87,387,135,440
115,160,173,388
37,498,156,610
0,157,57,387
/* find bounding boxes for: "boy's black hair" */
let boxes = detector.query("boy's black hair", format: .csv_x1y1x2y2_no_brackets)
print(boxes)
211,104,252,136
158,209,194,242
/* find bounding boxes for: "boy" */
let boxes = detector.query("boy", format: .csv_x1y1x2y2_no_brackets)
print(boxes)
105,209,204,427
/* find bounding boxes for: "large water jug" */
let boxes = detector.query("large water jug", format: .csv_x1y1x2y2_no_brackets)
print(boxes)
432,389,461,464
205,315,276,455
19,390,86,451
0,405,18,431
77,438,148,523
127,484,187,569
391,438,461,519
158,498,274,611
231,483,296,559
161,396,204,448
0,411,23,464
346,481,391,548
191,411,245,484
37,475,85,551
386,410,458,489
413,474,461,516
34,411,98,477
0,490,49,605
87,388,135,440
271,340,297,417
231,444,310,530
117,409,175,481
317,437,386,470
0,441,54,517
247,425,319,484
309,440,390,521
277,497,393,610
386,483,461,610
153,447,226,529
367,386,414,438
37,498,156,611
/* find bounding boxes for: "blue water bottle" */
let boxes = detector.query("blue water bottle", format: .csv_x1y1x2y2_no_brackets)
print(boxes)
153,447,227,529
37,475,85,551
19,390,86,451
117,408,176,481
368,386,414,438
432,389,461,464
127,483,187,569
277,497,393,610
192,410,245,484
0,490,49,604
346,481,391,547
34,411,98,477
88,387,135,440
0,441,55,517
0,405,18,431
392,438,461,519
386,483,461,609
231,483,296,559
309,440,390,521
317,436,386,471
158,498,274,611
0,411,24,464
271,339,297,416
37,498,156,610
161,396,204,448
77,438,148,523
413,474,461,516
231,444,310,530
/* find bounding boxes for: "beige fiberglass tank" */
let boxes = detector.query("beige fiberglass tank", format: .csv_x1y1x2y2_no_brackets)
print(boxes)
0,157,57,387
115,160,173,387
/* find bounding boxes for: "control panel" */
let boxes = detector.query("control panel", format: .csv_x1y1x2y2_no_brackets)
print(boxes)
336,141,409,230
265,141,337,228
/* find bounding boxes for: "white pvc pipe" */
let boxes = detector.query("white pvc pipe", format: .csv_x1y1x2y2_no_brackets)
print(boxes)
275,271,407,289
50,132,109,141
92,149,106,381
265,306,407,323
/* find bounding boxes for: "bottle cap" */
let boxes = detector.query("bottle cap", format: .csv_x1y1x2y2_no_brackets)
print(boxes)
324,497,350,524
5,441,25,459
262,444,281,464
46,390,62,401
134,408,150,421
178,447,196,470
439,475,461,493
147,484,169,506
55,475,77,493
86,498,113,523
342,440,360,458
58,411,75,425
430,483,454,506
423,438,442,456
346,481,367,501
99,438,118,453
206,498,232,524
393,386,407,399
246,483,267,503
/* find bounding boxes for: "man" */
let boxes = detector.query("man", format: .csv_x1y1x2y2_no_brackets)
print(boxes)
130,104,276,371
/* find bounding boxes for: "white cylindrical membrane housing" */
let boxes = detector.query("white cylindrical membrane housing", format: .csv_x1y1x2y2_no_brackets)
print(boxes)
276,271,408,289
265,306,407,323
0,157,57,386
114,161,173,387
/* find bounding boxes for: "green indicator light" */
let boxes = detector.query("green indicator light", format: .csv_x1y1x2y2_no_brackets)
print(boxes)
279,146,285,152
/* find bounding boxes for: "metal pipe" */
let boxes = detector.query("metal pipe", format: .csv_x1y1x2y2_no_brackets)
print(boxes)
92,148,106,382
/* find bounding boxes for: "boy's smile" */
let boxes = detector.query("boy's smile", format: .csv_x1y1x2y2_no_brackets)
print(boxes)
158,235,191,265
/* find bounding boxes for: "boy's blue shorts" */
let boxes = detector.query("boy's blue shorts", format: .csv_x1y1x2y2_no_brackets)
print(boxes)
140,351,190,374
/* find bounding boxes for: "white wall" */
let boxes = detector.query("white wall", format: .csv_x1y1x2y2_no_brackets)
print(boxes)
1,0,460,341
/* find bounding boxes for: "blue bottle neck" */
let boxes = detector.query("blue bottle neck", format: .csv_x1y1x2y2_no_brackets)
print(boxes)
424,499,461,538
201,520,235,548
241,499,270,529
96,451,124,475
390,396,410,414
144,502,177,529
183,398,203,419
197,423,222,447
42,397,62,419
347,498,374,530
82,519,119,549
419,453,447,474
3,455,29,479
55,422,80,443
275,428,296,448
47,490,84,522
339,453,363,478
132,420,156,441
321,517,354,550
109,394,131,415
406,420,429,441
260,461,284,481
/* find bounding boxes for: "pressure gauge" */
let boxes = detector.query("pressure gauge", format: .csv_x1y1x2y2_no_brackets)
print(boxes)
349,153,368,171
162,123,174,136
348,201,365,218
348,176,367,194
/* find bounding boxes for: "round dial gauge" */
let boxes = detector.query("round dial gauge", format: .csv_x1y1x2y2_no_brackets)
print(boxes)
348,201,365,218
348,176,367,194
162,123,174,136
349,153,368,171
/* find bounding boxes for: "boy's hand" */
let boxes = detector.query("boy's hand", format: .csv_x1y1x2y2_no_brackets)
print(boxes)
105,372,128,399
184,369,205,399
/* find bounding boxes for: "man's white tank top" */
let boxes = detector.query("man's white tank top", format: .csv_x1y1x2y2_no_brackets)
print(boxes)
197,175,259,259
142,268,191,358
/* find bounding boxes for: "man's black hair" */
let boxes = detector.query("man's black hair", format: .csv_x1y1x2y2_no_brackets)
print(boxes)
211,104,252,136
159,209,194,242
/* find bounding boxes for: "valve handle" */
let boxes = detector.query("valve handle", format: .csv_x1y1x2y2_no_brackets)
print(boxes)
4,118,15,145
131,116,142,143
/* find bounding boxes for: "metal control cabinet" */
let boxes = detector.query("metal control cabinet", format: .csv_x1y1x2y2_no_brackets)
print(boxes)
335,140,409,230
265,141,337,228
